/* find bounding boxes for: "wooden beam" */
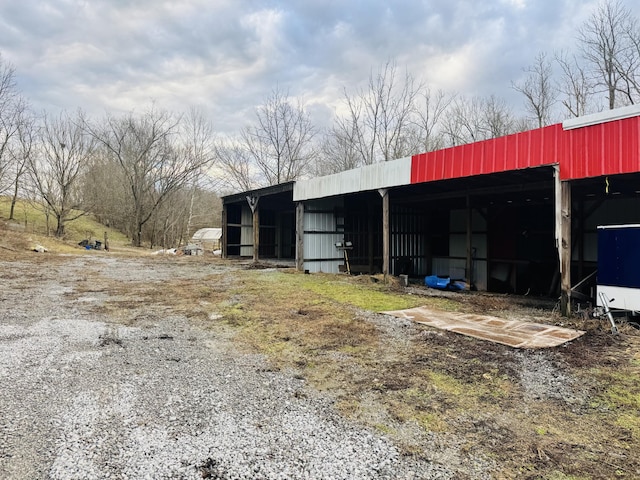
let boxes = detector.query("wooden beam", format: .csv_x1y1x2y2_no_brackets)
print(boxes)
379,189,390,277
252,209,259,262
466,195,473,285
368,202,374,274
221,205,228,259
295,202,304,271
247,196,260,263
555,166,572,316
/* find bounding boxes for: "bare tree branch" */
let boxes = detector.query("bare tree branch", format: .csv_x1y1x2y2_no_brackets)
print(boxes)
241,87,316,186
27,111,96,237
512,51,557,127
577,0,635,109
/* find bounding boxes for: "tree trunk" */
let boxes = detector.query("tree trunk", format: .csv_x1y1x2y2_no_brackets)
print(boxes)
56,214,65,237
9,181,19,220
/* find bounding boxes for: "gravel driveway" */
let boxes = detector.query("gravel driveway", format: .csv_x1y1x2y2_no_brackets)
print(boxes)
0,255,452,480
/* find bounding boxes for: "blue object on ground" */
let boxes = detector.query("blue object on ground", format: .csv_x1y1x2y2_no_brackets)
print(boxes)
425,275,450,289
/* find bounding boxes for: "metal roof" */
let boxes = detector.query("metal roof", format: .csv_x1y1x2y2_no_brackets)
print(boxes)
411,104,640,184
191,228,222,241
293,157,412,201
222,181,295,205
234,105,640,204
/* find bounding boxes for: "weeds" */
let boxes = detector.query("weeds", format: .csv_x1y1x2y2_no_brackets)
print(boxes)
32,255,640,480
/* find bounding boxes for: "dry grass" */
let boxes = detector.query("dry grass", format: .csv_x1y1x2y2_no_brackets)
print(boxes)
4,235,640,479
0,196,133,257
63,261,640,479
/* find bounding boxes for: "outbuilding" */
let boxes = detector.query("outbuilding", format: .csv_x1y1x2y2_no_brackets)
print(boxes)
221,105,640,316
191,227,223,252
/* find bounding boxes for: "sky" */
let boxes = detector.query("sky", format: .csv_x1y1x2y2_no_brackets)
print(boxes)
1,0,638,134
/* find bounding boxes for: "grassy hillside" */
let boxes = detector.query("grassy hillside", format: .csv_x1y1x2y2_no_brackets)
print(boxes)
0,195,132,255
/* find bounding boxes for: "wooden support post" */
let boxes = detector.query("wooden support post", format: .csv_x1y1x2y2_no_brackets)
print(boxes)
379,189,390,278
221,205,228,259
295,202,304,271
555,166,572,316
252,210,259,262
367,202,374,274
466,194,473,286
247,196,260,263
578,199,584,282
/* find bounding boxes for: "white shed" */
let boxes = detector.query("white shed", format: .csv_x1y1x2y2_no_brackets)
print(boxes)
191,228,222,251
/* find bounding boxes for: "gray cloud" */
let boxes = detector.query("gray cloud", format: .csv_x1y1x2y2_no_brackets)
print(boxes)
0,0,637,133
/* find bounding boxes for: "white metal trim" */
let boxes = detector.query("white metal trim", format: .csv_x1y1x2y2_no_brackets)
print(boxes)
563,104,640,130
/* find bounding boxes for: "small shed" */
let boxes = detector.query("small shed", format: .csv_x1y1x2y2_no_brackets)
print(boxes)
191,228,222,252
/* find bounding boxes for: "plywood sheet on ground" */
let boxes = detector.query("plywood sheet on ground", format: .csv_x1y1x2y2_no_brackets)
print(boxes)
382,306,584,349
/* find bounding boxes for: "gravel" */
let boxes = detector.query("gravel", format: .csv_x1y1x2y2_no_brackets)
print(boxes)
0,256,453,480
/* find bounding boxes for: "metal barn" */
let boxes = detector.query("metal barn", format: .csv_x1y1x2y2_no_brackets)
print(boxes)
221,105,640,315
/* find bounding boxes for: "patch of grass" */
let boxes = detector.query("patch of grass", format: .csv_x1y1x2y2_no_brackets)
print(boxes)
279,271,435,312
0,196,129,248
65,258,640,480
602,376,640,410
615,414,640,440
416,412,448,432
544,473,590,480
426,371,465,396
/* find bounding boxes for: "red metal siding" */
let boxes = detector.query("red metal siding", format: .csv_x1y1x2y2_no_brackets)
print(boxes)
411,124,563,183
410,115,640,183
561,115,640,180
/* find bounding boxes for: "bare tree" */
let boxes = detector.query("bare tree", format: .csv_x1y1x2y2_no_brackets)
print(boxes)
555,50,597,117
8,108,36,220
412,87,453,153
615,11,640,104
512,52,557,128
0,56,27,195
441,94,518,146
241,87,316,186
314,123,362,175
214,137,258,192
84,106,215,247
147,185,221,249
577,0,635,109
27,111,96,237
442,95,488,146
81,150,129,231
334,60,420,165
483,94,517,137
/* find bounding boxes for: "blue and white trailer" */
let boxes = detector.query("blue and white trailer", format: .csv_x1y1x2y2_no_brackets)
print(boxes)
597,224,640,313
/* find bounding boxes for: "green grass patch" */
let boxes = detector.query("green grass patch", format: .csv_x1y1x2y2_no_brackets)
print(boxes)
279,271,429,312
0,196,129,246
599,371,640,410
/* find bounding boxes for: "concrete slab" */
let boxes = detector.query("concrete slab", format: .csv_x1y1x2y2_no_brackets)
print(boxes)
382,306,584,349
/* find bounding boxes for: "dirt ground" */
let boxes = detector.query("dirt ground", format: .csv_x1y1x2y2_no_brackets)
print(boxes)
1,234,639,479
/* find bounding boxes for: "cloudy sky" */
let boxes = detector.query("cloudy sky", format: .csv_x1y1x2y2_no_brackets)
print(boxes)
1,0,638,133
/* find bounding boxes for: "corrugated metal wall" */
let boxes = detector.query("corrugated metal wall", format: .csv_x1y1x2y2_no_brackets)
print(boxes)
303,198,344,273
562,115,640,180
240,206,253,257
411,113,640,184
411,125,561,183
